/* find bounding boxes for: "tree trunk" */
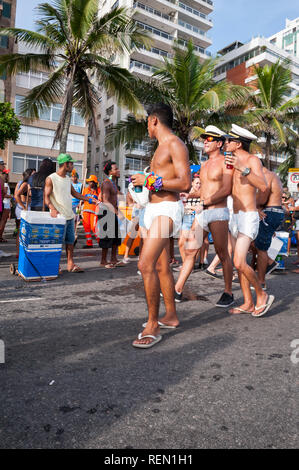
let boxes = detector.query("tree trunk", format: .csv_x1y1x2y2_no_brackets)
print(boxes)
295,148,299,169
55,74,75,154
265,133,272,170
59,104,72,154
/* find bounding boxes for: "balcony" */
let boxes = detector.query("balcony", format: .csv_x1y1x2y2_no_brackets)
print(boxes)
178,2,213,28
130,59,159,77
136,21,174,43
126,143,151,157
177,19,212,47
133,2,173,22
178,37,211,57
132,44,172,66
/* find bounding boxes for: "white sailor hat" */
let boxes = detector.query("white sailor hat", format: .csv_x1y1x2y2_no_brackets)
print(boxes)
226,124,257,142
200,125,226,140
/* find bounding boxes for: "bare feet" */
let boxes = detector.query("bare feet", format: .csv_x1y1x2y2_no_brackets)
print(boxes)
158,315,180,328
292,268,299,274
132,323,161,347
229,304,254,315
253,292,270,316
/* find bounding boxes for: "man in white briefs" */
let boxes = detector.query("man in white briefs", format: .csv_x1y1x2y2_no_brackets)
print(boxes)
174,126,234,308
130,103,191,348
224,124,274,317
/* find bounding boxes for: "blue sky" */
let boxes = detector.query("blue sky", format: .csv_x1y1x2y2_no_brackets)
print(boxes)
16,0,299,55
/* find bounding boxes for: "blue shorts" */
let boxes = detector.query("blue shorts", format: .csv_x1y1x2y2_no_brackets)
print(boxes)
181,213,195,231
64,218,75,245
255,209,284,251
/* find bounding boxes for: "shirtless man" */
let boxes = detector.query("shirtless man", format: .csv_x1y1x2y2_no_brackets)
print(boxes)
98,160,123,267
254,165,284,289
175,126,234,308
224,124,274,317
130,103,191,348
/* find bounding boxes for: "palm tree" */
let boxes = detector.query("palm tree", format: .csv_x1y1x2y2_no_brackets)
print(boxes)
0,0,150,153
246,60,299,169
106,42,250,163
276,134,299,184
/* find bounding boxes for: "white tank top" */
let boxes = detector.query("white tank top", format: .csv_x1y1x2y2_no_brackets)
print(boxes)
49,173,74,220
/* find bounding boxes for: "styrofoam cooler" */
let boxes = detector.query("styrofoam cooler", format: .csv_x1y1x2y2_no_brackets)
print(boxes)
274,231,289,270
18,211,66,281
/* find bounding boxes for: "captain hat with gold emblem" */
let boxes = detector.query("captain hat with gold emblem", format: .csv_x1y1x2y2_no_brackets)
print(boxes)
200,125,226,139
226,124,257,143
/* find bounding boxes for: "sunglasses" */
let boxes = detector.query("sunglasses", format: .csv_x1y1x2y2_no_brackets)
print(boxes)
226,138,239,143
205,136,221,142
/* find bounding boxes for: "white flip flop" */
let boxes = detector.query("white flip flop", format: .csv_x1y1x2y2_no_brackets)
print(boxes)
142,321,178,329
252,295,275,317
132,333,162,349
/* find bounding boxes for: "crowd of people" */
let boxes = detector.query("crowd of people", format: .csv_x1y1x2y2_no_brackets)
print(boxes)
0,102,299,350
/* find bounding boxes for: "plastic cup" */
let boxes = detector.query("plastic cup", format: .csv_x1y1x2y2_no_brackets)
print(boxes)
224,152,233,170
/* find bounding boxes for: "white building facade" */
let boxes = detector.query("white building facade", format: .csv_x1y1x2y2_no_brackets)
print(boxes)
90,0,214,189
268,17,299,59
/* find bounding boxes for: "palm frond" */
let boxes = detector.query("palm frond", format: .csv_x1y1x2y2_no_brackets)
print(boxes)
0,52,56,76
0,27,59,50
69,0,98,40
105,116,147,150
18,64,66,119
93,62,142,114
72,67,99,134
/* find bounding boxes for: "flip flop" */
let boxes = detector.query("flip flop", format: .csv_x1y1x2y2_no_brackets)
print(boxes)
114,261,129,268
229,307,254,315
68,265,84,273
104,263,115,269
132,333,162,349
142,321,178,329
252,295,275,317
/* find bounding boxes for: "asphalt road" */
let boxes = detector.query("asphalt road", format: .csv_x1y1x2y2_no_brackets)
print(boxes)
0,223,298,449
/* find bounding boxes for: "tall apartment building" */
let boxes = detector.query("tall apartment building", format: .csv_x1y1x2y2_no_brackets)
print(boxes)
214,35,299,168
0,0,17,102
89,0,214,189
6,43,89,185
268,17,299,59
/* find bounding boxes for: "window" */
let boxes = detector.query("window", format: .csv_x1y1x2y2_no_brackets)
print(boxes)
15,96,85,127
106,105,114,116
2,2,11,18
17,126,85,153
71,108,85,127
16,71,49,89
0,36,9,49
12,153,83,178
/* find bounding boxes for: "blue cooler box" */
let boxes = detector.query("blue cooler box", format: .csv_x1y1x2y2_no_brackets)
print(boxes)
18,211,66,281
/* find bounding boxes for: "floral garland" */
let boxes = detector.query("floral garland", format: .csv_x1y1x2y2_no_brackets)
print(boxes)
129,172,163,192
144,172,163,192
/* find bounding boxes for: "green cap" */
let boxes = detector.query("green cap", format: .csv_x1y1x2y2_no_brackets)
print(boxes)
57,153,75,164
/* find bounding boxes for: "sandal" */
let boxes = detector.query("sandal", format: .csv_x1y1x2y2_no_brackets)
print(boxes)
68,265,84,273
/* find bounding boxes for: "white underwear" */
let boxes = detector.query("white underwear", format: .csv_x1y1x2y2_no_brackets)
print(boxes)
143,200,184,237
195,207,230,233
230,211,259,241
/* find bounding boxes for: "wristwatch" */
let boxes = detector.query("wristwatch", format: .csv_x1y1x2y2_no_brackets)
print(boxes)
241,167,251,176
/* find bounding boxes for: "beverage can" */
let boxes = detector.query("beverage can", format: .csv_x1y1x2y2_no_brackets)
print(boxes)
224,152,233,170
